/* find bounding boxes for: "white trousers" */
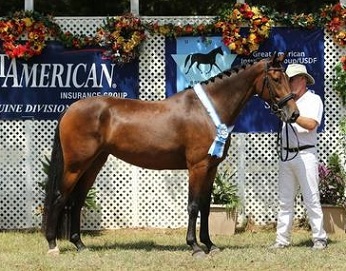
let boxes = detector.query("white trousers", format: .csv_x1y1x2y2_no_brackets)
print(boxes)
276,150,327,245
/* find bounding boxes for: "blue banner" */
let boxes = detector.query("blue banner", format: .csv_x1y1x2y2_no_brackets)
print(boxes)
0,41,139,120
165,27,324,132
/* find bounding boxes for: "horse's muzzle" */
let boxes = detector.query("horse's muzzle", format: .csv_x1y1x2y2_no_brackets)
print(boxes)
288,110,300,123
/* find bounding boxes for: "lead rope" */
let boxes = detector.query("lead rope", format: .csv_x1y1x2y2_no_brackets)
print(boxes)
277,120,300,162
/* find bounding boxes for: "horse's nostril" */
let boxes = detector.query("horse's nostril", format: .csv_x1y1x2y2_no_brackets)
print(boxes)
290,111,300,123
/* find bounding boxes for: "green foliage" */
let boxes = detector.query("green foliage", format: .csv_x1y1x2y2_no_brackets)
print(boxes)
83,186,99,210
38,155,99,211
259,5,325,28
334,61,346,106
211,170,241,215
340,116,346,152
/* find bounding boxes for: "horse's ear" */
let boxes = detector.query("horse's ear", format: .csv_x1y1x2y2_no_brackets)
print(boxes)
271,51,287,65
269,51,278,64
277,52,288,62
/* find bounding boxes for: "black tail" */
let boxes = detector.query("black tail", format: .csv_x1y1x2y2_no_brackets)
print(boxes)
42,114,71,238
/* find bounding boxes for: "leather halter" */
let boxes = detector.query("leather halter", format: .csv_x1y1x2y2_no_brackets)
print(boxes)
260,62,295,114
259,61,300,162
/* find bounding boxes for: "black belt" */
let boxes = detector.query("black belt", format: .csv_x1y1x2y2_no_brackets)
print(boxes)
283,145,315,152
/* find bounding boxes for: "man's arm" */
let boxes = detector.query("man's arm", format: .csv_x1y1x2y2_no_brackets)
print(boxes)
295,116,318,131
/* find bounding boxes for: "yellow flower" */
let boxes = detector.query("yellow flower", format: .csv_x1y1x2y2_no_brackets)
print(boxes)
232,9,242,20
257,25,270,37
32,42,43,53
228,42,236,51
159,25,170,36
249,43,259,52
248,33,257,43
336,31,346,39
117,36,124,44
22,17,33,27
131,32,141,44
251,6,260,16
123,43,132,53
28,31,38,40
111,31,120,39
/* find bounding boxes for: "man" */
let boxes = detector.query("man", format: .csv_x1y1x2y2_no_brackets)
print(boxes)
271,63,327,250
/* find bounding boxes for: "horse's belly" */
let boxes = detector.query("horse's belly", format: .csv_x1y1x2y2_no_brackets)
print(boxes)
110,149,187,170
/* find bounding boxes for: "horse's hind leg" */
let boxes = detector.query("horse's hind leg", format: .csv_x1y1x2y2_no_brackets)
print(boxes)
69,154,108,251
45,175,78,254
45,192,69,254
45,157,103,254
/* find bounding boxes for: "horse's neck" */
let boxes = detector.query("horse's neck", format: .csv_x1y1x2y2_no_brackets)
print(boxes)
206,69,259,127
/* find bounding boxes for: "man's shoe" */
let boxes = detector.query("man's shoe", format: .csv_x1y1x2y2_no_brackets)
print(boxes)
268,242,289,249
312,240,327,250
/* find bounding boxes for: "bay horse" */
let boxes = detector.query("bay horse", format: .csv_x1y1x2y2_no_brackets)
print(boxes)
184,46,224,74
43,52,299,257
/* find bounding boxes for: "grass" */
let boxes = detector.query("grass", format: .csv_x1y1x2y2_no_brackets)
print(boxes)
0,227,346,271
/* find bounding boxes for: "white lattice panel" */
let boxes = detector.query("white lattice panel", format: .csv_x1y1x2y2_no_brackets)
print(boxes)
1,17,346,230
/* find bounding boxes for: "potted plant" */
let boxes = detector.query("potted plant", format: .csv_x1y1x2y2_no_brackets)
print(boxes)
319,116,346,234
319,153,346,233
209,169,241,235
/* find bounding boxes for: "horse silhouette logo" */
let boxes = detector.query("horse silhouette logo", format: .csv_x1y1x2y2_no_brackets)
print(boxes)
184,47,224,74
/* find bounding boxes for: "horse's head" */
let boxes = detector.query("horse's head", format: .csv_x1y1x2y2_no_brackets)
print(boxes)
255,52,299,123
216,47,224,56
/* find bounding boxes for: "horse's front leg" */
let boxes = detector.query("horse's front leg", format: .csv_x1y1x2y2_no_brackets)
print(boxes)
199,166,220,254
186,198,206,258
199,198,220,254
186,165,217,258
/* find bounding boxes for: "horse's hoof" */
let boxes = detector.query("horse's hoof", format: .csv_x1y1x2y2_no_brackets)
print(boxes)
192,250,207,259
209,246,221,255
47,247,60,256
77,247,89,253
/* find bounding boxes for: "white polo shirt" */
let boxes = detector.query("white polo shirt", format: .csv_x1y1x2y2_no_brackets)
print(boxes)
282,90,323,148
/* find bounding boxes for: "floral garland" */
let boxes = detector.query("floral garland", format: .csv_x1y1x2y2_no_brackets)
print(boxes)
95,14,146,63
322,3,346,47
149,21,215,38
214,3,272,55
0,11,58,60
0,4,346,62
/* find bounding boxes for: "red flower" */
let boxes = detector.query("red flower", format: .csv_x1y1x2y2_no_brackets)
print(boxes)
332,3,343,13
196,24,206,34
325,3,346,47
329,17,341,32
183,24,194,34
341,55,346,71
